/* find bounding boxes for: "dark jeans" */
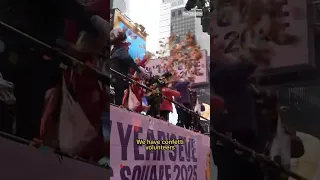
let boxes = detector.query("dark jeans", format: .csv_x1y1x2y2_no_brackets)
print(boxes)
212,131,264,180
192,115,205,133
147,96,161,118
176,103,192,129
160,110,170,121
111,77,128,106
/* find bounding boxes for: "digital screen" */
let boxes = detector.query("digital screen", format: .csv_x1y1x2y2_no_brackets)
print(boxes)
213,0,311,74
119,21,146,60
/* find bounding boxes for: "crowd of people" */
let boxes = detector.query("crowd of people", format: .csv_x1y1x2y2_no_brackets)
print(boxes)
110,28,205,132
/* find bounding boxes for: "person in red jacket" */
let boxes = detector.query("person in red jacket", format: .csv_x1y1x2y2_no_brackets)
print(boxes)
123,53,151,113
160,83,180,121
122,76,144,113
129,53,151,75
55,1,109,162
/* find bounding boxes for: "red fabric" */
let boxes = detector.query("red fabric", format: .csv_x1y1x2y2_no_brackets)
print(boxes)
62,6,109,160
130,78,143,113
122,77,144,113
64,20,79,43
39,87,61,138
63,59,107,160
122,89,129,107
138,58,148,68
131,78,144,113
160,87,180,112
211,95,225,112
64,61,106,128
130,57,148,75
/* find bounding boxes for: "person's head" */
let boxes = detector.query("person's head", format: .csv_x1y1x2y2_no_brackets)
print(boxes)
144,52,152,60
110,28,128,48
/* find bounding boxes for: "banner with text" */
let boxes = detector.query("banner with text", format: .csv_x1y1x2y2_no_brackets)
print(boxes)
145,50,209,86
110,106,210,180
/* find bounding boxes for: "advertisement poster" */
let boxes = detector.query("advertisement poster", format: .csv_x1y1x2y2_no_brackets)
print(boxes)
145,50,209,85
213,0,311,72
112,8,147,60
110,106,211,180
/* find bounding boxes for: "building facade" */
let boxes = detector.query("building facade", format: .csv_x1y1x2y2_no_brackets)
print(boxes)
111,0,129,15
170,7,196,41
159,0,196,55
159,0,209,55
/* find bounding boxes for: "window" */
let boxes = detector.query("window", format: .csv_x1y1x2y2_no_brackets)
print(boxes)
171,11,176,18
178,10,182,16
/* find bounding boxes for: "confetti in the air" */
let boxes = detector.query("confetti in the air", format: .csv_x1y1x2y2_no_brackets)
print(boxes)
156,32,203,83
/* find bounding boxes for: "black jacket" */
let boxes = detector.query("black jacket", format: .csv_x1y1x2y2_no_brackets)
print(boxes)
211,60,257,132
110,47,140,76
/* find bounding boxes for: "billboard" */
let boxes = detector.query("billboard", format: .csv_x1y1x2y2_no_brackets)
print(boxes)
145,50,209,86
212,0,313,76
111,9,147,60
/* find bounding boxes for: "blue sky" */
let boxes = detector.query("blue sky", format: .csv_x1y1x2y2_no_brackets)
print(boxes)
119,22,146,60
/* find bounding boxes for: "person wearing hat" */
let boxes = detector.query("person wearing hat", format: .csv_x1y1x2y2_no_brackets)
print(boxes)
110,28,148,106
